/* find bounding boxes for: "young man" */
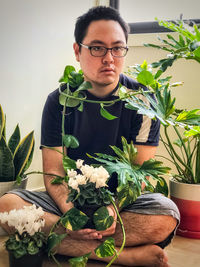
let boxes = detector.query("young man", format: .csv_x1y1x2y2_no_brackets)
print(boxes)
0,6,180,266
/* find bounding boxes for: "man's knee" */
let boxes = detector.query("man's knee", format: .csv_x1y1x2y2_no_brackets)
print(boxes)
0,193,31,213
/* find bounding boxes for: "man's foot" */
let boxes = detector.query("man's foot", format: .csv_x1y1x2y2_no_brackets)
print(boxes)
115,244,170,267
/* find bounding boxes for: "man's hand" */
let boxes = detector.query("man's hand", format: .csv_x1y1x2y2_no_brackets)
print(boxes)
66,205,117,240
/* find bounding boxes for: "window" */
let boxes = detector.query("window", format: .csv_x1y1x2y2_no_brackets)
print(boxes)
110,0,200,33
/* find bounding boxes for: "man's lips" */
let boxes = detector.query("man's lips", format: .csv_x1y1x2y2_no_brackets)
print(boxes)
100,68,115,73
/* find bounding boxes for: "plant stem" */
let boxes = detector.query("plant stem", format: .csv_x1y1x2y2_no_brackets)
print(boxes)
25,171,64,180
106,197,126,267
59,87,142,105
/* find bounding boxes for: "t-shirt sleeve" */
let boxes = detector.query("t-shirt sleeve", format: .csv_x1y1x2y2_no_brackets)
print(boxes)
130,94,160,146
40,90,63,147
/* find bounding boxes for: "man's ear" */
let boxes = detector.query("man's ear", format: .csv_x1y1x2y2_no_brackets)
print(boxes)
73,43,80,62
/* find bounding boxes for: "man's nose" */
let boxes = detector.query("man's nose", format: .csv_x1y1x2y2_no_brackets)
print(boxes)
102,49,114,63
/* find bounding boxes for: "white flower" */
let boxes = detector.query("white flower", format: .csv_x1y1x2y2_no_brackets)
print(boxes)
80,164,94,179
76,174,87,185
0,205,45,236
76,159,84,169
68,178,80,192
67,169,77,178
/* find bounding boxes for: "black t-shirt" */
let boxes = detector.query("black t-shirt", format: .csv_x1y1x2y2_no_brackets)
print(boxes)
41,74,160,191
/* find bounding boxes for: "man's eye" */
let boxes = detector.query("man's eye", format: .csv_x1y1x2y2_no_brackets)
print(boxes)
92,46,104,51
113,47,123,51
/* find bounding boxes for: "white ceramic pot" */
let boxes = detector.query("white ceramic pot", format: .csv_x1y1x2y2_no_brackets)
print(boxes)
169,177,200,239
0,178,28,236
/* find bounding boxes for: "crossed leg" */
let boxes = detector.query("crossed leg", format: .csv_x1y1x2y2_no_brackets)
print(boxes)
0,193,177,266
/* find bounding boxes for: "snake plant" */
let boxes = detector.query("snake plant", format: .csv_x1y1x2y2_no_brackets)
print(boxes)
0,104,34,183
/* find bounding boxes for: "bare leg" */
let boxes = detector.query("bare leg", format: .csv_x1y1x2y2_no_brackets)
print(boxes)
111,211,177,246
0,194,175,266
0,193,59,234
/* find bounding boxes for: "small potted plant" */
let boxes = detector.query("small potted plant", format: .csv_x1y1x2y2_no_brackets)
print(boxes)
0,204,47,267
0,104,35,236
0,104,35,196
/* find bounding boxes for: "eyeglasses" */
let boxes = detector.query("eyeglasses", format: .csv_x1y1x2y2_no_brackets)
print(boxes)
79,43,128,58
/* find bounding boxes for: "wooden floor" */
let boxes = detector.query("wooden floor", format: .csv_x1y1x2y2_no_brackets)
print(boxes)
0,234,200,266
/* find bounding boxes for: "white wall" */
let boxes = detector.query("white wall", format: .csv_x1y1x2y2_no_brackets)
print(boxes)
0,0,94,190
1,1,199,190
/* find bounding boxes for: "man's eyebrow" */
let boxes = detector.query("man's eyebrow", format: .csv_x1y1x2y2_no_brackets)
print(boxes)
89,40,126,46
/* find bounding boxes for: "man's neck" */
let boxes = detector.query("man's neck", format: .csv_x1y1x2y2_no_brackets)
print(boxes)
87,81,119,98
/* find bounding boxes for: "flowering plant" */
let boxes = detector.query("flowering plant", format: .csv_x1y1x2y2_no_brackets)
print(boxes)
67,159,112,207
0,205,46,259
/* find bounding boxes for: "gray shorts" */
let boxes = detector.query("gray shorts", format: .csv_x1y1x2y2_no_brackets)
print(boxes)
7,189,180,248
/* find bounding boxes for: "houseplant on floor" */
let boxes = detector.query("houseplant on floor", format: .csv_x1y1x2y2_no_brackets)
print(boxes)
0,104,35,235
125,18,200,238
0,204,47,267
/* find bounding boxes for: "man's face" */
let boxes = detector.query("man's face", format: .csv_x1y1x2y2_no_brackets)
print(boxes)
74,20,127,90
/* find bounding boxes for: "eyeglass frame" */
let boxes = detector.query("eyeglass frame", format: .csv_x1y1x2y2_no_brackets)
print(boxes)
79,43,129,58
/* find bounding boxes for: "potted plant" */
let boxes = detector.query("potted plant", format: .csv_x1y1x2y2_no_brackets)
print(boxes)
0,104,35,196
0,104,34,236
125,18,200,238
47,137,170,267
0,204,47,267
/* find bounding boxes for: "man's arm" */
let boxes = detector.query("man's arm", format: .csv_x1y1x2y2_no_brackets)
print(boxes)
134,145,157,165
42,147,73,214
134,144,157,190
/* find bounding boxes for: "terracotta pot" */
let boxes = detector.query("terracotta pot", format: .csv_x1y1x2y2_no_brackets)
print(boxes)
169,178,200,239
8,250,44,267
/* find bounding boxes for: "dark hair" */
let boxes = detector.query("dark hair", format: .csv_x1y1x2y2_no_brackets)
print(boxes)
74,6,129,45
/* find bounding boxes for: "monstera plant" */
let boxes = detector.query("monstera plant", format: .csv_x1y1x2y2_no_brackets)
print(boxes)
0,104,34,184
125,18,200,238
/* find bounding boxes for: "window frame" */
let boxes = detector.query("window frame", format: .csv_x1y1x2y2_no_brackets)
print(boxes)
109,0,200,34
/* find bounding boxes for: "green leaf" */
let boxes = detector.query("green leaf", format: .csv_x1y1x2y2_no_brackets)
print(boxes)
76,81,92,92
194,46,200,58
118,84,128,98
61,208,89,231
8,124,20,155
63,134,79,148
68,253,91,267
63,155,76,172
59,65,76,83
51,176,64,184
93,206,114,231
137,70,154,86
0,104,5,139
100,105,117,120
27,241,39,255
20,139,35,176
95,237,115,258
117,180,140,209
154,177,169,197
0,136,14,181
47,232,67,256
13,131,34,178
184,126,200,138
176,109,200,125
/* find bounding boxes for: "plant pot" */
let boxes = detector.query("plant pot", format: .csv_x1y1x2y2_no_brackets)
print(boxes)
8,250,44,267
0,178,28,197
0,178,28,236
74,204,101,229
169,178,200,239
